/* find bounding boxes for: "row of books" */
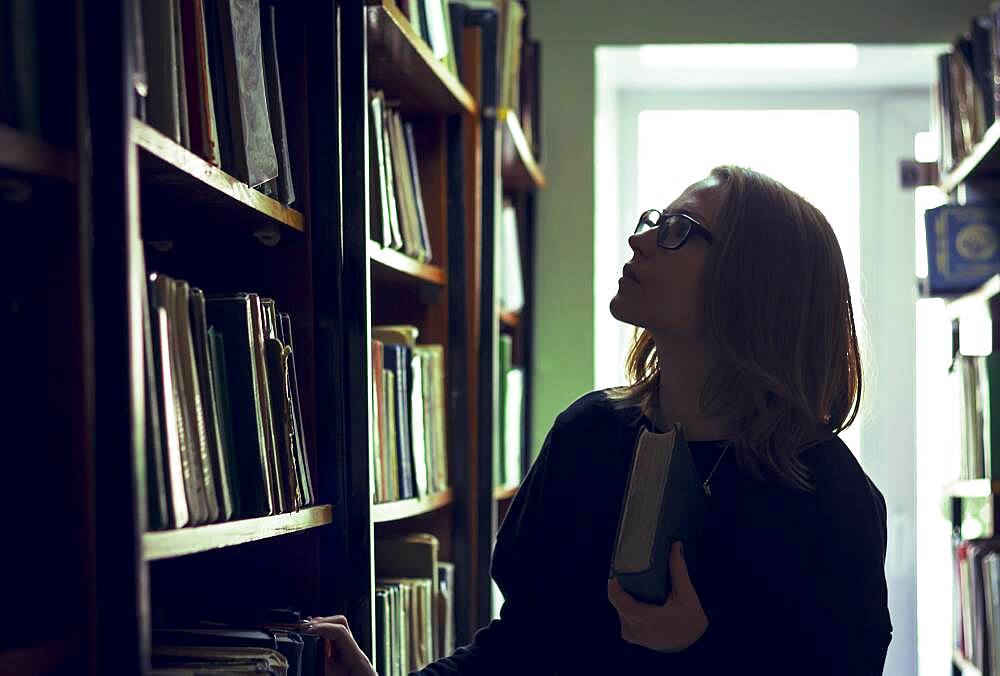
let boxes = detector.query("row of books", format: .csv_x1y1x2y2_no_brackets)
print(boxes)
151,609,323,675
395,0,459,79
934,12,999,177
136,0,296,204
495,334,524,488
951,354,1000,480
955,539,1000,676
371,326,449,503
375,534,455,675
143,271,314,530
499,199,525,314
368,90,434,264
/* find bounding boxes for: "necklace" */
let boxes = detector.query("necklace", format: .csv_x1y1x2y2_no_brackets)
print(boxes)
702,445,728,497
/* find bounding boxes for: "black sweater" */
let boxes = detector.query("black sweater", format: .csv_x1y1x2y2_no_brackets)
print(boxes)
415,390,892,675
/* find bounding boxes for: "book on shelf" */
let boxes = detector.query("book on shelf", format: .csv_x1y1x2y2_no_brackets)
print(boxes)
375,534,455,673
394,0,459,79
144,271,314,530
503,366,524,488
369,90,433,263
499,199,524,313
497,0,525,114
372,326,448,503
138,0,297,202
609,424,707,605
955,539,1000,675
924,204,1000,296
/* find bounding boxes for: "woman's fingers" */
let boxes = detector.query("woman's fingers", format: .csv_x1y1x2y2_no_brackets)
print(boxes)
306,614,349,629
608,576,646,616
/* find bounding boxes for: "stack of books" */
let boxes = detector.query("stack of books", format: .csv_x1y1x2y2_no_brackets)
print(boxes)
933,13,999,176
955,539,1000,676
950,353,1000,480
144,272,314,530
495,334,524,488
151,609,323,675
371,325,448,503
368,90,434,264
393,0,460,79
375,534,456,675
136,0,296,204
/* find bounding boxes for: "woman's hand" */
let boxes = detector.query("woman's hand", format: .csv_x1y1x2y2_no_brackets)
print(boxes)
607,542,709,652
301,614,377,676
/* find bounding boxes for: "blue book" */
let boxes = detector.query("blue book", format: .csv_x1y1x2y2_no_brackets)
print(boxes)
925,205,1000,295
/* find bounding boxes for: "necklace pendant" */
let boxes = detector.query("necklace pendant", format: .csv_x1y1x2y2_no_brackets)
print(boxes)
703,481,711,497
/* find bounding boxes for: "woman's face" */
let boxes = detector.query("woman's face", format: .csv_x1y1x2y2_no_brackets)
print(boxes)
610,175,724,337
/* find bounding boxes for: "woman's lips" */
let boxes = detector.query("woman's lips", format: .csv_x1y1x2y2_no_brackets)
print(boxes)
623,263,639,283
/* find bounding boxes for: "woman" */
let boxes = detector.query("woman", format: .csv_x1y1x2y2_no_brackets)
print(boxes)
307,165,892,675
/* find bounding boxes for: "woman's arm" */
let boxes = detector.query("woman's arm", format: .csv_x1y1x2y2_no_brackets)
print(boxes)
413,423,567,676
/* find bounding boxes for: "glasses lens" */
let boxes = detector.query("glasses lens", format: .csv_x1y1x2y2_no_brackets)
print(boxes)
636,209,660,234
659,215,691,248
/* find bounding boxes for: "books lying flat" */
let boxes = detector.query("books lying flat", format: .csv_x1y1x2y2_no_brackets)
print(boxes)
144,272,314,530
609,424,707,605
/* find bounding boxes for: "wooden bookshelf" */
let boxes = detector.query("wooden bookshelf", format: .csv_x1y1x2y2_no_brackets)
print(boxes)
366,0,476,116
499,310,520,329
132,119,305,234
500,109,545,191
142,505,333,561
494,484,518,501
946,274,1000,321
954,651,983,676
945,479,1000,498
373,488,454,523
940,122,1000,194
369,239,448,285
0,125,76,182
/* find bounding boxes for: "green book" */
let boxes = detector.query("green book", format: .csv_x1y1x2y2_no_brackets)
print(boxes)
609,424,707,605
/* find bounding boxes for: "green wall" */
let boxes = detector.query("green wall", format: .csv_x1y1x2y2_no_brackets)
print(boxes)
527,0,988,456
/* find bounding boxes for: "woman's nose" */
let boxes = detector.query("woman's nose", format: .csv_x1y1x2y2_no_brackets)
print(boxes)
628,230,651,255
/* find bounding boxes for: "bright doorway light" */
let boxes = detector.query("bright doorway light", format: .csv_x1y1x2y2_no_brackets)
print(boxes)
638,44,860,70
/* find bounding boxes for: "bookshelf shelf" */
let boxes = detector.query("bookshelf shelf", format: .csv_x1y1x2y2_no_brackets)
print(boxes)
142,504,333,562
373,488,454,523
131,120,305,234
366,1,476,116
946,274,1000,321
944,479,1000,498
0,125,75,182
500,109,545,191
954,651,983,676
369,239,448,286
494,484,518,501
499,310,520,329
940,122,1000,194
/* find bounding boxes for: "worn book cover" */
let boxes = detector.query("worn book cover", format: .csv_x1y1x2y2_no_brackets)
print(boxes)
610,424,707,605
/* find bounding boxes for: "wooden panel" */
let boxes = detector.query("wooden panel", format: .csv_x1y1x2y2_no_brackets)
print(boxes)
370,239,448,285
500,109,545,191
143,505,333,561
373,488,455,523
0,125,76,181
366,1,476,116
132,120,305,233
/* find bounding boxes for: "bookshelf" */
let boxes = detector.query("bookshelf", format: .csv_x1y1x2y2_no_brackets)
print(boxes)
939,121,1000,194
5,0,543,671
500,108,545,191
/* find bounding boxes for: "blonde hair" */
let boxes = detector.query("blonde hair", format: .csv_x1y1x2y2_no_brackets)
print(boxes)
608,166,862,491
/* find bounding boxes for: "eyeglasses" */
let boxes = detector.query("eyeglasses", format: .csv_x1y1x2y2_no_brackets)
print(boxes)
634,210,714,250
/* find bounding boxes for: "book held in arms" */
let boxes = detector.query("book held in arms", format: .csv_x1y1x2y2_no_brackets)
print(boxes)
144,271,314,530
609,424,707,605
137,0,297,203
375,534,456,676
368,90,433,264
371,325,448,504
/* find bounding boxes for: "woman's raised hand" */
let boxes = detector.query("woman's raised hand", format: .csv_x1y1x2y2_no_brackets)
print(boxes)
607,541,709,653
302,614,378,676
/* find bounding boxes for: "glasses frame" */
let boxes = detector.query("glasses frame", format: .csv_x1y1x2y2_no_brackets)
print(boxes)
634,209,715,250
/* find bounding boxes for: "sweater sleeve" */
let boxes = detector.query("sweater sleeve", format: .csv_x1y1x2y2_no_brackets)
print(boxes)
807,451,893,675
412,423,567,676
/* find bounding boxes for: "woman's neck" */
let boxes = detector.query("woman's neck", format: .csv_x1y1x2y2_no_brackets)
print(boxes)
649,332,739,441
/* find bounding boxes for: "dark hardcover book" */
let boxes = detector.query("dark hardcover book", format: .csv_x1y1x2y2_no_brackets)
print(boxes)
992,7,1000,124
180,0,222,164
141,0,182,143
190,288,235,520
247,294,281,513
383,344,415,499
369,91,390,247
938,51,956,173
404,121,433,263
260,2,295,205
215,0,279,187
972,16,996,131
208,328,241,516
132,0,149,121
143,275,170,530
204,0,235,171
609,424,707,605
375,588,389,676
172,0,192,149
264,335,295,511
205,294,273,516
280,312,314,506
924,204,1000,295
